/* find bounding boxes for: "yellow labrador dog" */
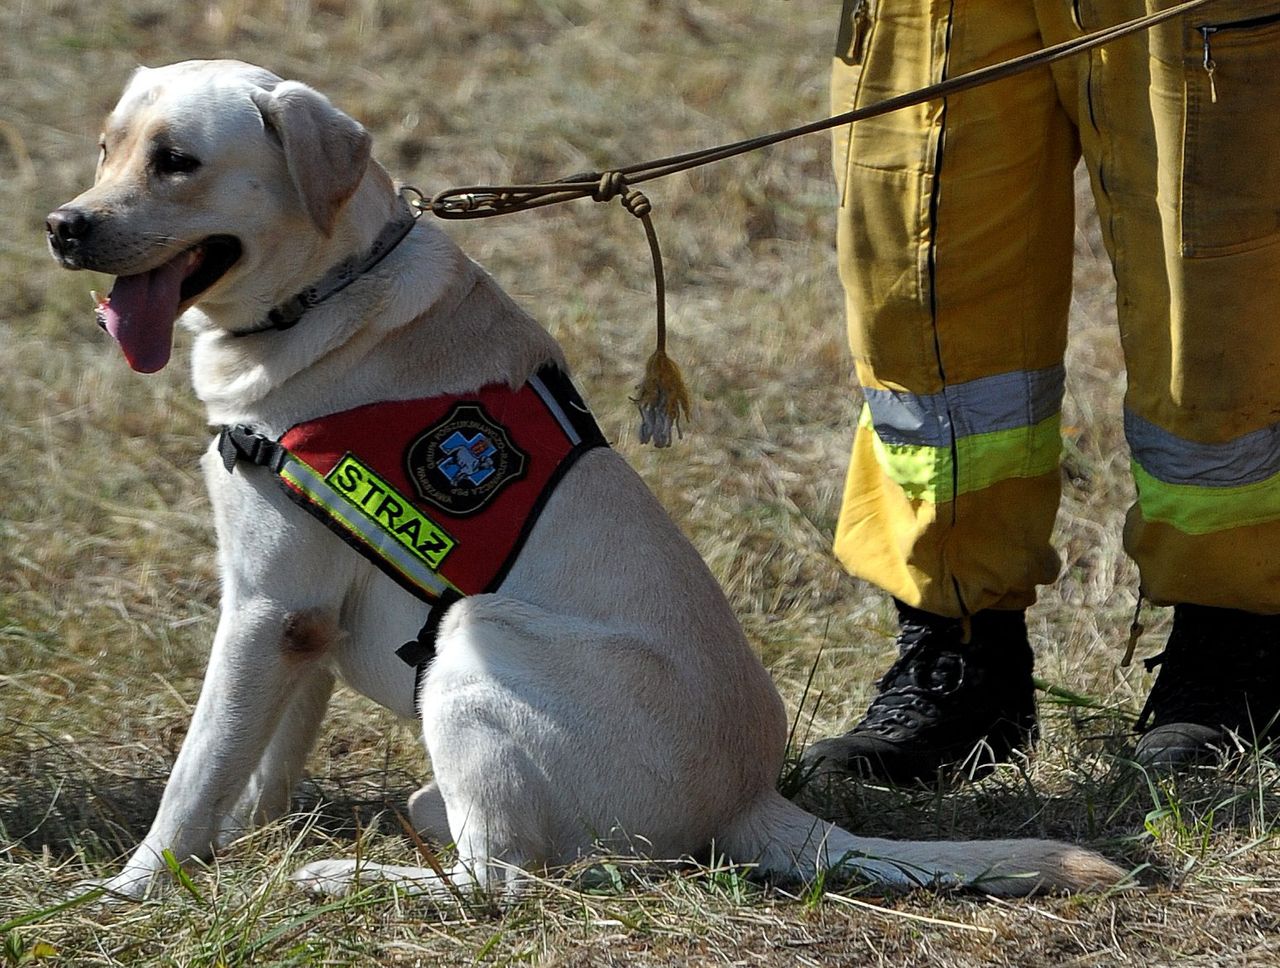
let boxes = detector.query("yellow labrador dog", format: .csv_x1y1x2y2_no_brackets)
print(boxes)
47,60,1122,900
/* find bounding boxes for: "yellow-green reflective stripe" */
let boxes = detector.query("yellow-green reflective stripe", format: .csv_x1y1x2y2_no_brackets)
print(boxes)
325,454,457,570
955,416,1061,496
862,407,1060,503
863,406,953,502
1132,461,1280,535
280,456,458,597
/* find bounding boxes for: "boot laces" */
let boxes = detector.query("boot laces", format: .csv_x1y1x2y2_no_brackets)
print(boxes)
857,621,969,736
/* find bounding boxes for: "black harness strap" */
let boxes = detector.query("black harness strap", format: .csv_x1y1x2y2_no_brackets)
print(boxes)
218,425,287,473
396,587,464,712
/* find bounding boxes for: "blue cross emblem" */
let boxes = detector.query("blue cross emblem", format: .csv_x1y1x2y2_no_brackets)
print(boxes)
437,430,498,486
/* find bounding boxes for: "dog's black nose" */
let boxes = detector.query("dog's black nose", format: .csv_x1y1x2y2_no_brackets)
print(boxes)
46,207,92,252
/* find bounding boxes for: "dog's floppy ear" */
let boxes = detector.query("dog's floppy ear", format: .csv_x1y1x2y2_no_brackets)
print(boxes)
251,81,372,236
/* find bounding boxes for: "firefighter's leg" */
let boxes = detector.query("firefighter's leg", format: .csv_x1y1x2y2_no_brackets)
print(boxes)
831,0,1077,617
805,0,1079,785
1074,0,1280,766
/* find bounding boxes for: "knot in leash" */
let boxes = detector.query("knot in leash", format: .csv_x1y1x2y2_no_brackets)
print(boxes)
593,171,652,219
591,172,689,447
619,189,652,220
592,170,627,203
415,169,689,446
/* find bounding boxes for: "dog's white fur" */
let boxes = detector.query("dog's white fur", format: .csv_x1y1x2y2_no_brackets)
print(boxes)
50,60,1123,900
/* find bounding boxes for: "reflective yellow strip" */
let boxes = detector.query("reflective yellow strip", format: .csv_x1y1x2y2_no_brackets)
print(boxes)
324,454,457,570
1132,461,1280,535
280,455,458,597
862,406,1061,504
955,416,1062,495
863,406,953,502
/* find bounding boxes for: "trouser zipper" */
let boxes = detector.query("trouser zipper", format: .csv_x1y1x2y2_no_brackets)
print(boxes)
1199,10,1280,103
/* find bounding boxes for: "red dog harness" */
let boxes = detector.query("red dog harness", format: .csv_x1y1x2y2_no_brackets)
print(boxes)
217,365,608,680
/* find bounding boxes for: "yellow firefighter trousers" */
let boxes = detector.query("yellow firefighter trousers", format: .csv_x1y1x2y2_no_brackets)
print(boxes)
832,0,1280,617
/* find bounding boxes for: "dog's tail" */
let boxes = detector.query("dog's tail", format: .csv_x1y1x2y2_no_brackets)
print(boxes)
716,790,1125,897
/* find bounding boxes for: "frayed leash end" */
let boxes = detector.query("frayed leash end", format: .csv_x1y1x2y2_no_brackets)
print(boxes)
589,172,691,447
632,348,690,448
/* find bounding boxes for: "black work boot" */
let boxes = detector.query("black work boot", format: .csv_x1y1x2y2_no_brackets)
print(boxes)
801,600,1037,786
1134,604,1280,770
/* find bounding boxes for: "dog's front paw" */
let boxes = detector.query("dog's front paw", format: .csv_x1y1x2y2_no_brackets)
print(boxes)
70,870,157,903
291,859,361,896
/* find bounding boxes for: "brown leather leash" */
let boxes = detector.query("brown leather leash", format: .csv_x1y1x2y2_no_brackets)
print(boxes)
416,0,1221,221
400,0,1224,445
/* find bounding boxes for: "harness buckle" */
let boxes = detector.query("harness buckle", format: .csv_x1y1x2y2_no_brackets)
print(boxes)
218,425,286,473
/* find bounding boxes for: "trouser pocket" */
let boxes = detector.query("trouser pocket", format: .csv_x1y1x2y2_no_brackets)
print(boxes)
835,0,874,66
1181,6,1280,256
831,0,876,203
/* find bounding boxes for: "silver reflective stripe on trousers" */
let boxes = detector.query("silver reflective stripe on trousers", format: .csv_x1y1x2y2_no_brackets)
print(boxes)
1124,409,1280,487
862,365,1065,447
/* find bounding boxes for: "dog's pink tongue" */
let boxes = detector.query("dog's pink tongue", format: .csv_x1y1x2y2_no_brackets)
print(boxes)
99,254,191,373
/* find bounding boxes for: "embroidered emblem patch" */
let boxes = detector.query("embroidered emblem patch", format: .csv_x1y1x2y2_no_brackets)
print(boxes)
405,404,528,516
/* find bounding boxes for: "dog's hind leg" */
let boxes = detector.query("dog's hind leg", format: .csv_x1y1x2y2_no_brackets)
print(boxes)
291,590,779,899
420,594,767,873
417,596,641,881
295,765,530,900
292,596,566,900
292,595,621,898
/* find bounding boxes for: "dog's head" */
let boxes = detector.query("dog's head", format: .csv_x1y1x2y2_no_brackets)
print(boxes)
47,59,373,373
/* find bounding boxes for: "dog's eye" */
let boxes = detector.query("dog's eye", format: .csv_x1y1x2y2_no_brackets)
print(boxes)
153,147,201,176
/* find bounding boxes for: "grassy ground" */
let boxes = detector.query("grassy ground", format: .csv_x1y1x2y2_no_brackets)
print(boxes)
3,1,1279,965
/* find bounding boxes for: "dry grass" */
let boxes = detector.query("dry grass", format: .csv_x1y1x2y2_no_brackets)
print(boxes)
4,1,1280,965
